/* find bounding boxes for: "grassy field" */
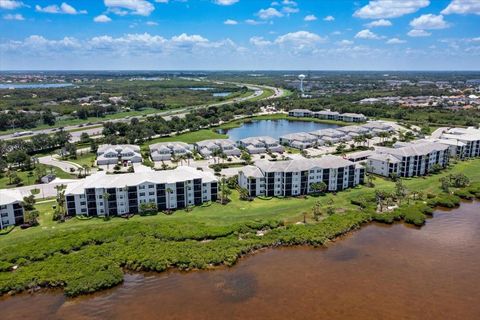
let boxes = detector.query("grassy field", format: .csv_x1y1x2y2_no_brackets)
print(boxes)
69,152,96,168
0,159,479,297
0,164,75,189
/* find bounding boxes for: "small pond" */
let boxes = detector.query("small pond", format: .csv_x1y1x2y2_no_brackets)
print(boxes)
219,119,340,140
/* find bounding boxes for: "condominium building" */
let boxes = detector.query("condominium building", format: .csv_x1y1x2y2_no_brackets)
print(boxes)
97,144,142,165
237,136,284,154
288,109,312,117
440,127,480,158
279,132,319,149
367,141,450,177
0,189,24,229
288,108,367,123
338,113,367,122
195,139,241,158
150,142,193,161
238,155,365,197
64,167,218,216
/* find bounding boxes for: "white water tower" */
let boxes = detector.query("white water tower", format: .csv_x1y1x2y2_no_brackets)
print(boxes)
298,74,306,93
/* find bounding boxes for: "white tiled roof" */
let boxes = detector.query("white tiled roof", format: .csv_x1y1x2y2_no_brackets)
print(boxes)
65,166,217,195
255,155,355,173
0,189,23,205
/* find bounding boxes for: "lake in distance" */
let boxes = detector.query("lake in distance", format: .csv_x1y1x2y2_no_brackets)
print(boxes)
220,119,340,140
1,201,479,320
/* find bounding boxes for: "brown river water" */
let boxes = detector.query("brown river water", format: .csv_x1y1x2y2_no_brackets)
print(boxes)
1,201,480,320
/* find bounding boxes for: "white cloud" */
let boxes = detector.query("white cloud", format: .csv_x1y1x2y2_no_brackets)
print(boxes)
282,6,299,14
354,0,430,19
407,29,431,37
471,37,480,42
171,33,208,44
35,2,87,15
0,0,23,10
386,38,406,44
104,0,155,16
282,0,297,6
410,14,449,30
323,15,335,21
3,13,24,20
213,0,239,5
366,19,392,27
442,0,480,15
224,19,238,25
257,7,283,19
355,29,381,39
146,21,158,26
274,30,326,50
250,36,272,47
304,14,317,21
337,39,354,46
94,15,112,23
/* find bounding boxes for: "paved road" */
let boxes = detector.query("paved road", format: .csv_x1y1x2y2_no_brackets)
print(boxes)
38,155,82,174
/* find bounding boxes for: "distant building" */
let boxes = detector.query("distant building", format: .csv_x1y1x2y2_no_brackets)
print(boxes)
288,109,312,117
238,155,365,197
288,108,367,122
0,189,24,229
97,144,142,165
64,167,218,216
150,142,193,161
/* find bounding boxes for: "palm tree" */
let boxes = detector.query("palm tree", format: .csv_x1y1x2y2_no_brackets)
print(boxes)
103,192,110,218
166,187,173,210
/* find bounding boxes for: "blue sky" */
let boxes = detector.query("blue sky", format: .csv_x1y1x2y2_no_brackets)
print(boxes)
0,0,479,70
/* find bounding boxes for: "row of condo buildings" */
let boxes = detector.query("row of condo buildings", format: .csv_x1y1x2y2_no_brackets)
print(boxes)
279,121,395,150
98,138,286,164
288,109,367,122
2,126,478,228
347,127,480,178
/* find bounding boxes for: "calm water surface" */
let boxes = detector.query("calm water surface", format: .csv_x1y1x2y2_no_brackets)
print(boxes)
221,119,340,140
1,201,479,320
0,83,73,89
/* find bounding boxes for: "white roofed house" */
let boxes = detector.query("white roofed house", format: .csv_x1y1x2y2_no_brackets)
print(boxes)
150,142,193,161
238,136,284,154
97,144,142,165
238,155,365,197
313,110,340,121
279,132,318,150
195,139,241,158
288,109,312,117
361,122,395,136
64,167,218,217
310,128,348,144
0,189,24,229
338,113,367,123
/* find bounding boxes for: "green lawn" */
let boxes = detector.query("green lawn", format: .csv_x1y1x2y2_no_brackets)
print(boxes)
69,152,96,168
0,164,76,189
